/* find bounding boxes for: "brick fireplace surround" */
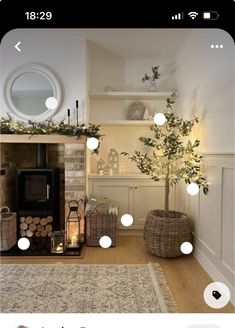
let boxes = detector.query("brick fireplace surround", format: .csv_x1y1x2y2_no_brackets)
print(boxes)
0,135,86,230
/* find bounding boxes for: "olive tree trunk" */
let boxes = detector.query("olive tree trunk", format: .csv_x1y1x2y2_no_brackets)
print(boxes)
164,163,170,211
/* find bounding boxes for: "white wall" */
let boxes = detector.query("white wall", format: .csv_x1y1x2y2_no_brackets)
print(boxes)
88,41,125,93
88,43,176,93
0,29,87,123
174,29,235,304
175,155,235,304
174,29,234,153
124,58,176,92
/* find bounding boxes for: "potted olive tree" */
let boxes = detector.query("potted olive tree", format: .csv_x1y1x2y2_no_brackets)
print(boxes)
122,94,208,257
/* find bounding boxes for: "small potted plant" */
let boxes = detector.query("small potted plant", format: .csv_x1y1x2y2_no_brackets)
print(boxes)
141,66,160,91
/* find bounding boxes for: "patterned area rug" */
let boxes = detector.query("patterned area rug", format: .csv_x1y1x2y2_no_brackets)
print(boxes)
0,263,177,313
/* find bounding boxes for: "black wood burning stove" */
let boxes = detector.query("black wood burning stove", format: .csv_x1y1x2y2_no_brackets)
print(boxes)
17,168,59,219
16,144,60,228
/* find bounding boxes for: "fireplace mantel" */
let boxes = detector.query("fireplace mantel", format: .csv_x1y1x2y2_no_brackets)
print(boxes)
0,134,86,144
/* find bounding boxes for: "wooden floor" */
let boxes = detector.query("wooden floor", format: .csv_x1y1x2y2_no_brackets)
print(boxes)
1,236,234,313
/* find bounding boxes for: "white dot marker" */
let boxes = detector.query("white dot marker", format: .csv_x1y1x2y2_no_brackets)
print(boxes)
154,113,166,126
211,44,214,48
121,214,133,227
17,237,30,250
86,137,99,150
180,241,193,254
187,182,199,195
220,45,223,48
215,44,219,48
99,235,112,248
45,97,58,110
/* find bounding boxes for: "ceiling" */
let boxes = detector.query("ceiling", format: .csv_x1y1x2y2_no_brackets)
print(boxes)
79,29,193,59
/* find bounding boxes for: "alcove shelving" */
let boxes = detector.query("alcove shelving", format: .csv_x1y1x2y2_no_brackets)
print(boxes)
89,91,175,125
89,91,173,100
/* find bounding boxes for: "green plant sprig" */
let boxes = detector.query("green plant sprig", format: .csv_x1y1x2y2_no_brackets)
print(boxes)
141,66,160,83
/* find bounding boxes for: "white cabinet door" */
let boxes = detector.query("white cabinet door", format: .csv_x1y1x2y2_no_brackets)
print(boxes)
88,177,176,231
133,180,165,228
89,179,133,227
133,180,176,228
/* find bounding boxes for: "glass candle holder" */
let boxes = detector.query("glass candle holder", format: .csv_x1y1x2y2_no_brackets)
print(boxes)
51,231,64,254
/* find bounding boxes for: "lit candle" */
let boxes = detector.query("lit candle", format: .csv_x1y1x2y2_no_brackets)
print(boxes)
56,245,63,253
71,235,78,247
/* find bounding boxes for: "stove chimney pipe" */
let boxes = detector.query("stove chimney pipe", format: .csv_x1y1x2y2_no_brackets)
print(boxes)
36,144,47,168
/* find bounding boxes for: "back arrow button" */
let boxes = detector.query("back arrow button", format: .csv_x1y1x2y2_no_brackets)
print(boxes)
15,42,21,52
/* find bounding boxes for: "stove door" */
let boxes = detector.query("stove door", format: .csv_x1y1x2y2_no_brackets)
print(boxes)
17,169,58,216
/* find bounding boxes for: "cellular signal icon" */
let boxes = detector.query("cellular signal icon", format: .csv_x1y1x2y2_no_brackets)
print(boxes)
172,12,184,20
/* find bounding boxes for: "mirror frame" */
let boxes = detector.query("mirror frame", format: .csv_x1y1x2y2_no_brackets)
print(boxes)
4,63,62,122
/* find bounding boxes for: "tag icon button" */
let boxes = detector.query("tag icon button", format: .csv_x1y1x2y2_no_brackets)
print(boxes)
204,282,230,309
212,290,222,300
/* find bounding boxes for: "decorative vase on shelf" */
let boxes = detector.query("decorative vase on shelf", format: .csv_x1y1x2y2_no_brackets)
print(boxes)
149,81,158,92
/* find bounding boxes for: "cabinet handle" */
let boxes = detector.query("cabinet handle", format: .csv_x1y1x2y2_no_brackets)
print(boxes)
129,186,133,189
134,186,138,189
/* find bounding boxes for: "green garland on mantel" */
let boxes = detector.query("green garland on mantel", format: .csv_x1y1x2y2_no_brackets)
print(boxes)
0,114,102,137
0,114,103,152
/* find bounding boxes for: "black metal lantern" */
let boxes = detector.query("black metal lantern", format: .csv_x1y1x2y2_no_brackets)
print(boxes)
65,200,81,251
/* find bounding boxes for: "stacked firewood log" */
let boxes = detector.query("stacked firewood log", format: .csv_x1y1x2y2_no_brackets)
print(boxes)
19,215,53,238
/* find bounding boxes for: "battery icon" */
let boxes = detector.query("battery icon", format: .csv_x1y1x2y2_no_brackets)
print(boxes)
203,11,219,20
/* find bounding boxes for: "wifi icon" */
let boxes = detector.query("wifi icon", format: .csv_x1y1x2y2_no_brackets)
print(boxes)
188,12,198,19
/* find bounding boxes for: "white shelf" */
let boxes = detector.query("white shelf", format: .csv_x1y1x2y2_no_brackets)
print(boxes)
88,173,157,180
89,91,174,100
91,120,153,126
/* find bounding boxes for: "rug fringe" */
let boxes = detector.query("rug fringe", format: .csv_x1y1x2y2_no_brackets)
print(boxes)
148,262,178,313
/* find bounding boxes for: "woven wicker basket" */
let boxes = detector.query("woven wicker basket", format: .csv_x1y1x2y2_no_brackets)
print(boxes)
86,212,118,246
85,199,118,246
0,207,17,251
143,209,192,258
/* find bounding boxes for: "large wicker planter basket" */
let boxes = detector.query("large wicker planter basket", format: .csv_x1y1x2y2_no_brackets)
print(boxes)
143,209,192,258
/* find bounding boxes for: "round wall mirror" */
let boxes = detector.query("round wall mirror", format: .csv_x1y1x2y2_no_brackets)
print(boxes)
4,64,62,122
